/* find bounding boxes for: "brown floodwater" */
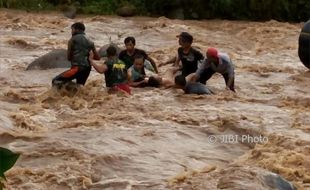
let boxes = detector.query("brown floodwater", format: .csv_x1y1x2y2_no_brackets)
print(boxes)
0,9,309,190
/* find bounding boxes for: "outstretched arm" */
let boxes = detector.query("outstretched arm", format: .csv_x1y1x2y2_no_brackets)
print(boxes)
146,56,159,74
158,56,177,67
67,39,73,61
90,61,107,74
187,73,198,82
91,46,101,61
89,53,107,73
173,56,180,67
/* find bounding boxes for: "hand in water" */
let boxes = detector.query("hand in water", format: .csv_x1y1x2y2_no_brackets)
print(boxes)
143,77,149,83
172,67,180,74
89,51,94,60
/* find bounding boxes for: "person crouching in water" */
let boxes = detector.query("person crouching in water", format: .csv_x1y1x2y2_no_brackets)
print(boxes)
128,54,173,88
191,47,235,92
175,75,213,95
52,22,100,88
90,46,131,95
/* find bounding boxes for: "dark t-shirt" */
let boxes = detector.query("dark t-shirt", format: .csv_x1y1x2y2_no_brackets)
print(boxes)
104,58,128,87
119,48,148,69
178,47,204,77
184,82,212,95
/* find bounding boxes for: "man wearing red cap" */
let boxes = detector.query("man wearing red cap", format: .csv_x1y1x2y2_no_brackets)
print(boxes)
193,47,235,92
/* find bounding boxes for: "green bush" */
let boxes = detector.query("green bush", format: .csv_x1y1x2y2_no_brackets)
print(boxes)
0,0,309,21
0,0,54,10
0,147,20,190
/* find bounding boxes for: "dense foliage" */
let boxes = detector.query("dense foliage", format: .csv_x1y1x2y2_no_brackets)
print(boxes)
0,0,309,21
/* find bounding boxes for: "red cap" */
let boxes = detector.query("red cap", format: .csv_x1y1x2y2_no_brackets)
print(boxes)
207,47,218,58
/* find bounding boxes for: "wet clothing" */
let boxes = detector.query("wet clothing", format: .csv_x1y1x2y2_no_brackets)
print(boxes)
184,82,213,95
128,60,160,87
52,65,91,86
196,53,235,91
109,83,131,95
68,32,95,67
104,58,128,88
178,47,204,77
52,32,95,86
119,48,148,69
129,60,155,82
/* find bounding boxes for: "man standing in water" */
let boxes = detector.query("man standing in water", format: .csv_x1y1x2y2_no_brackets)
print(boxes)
90,46,131,95
52,22,100,88
191,47,235,92
119,36,159,73
175,32,204,77
160,32,204,81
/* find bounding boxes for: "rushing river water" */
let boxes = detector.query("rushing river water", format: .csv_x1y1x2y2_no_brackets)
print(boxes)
0,9,309,190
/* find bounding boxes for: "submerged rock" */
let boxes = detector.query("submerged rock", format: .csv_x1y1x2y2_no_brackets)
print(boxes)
217,166,297,190
98,43,123,57
174,165,298,190
116,5,136,17
26,49,70,70
63,5,77,19
27,44,123,70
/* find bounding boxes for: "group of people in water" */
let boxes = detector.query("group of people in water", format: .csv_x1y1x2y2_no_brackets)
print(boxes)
52,22,235,95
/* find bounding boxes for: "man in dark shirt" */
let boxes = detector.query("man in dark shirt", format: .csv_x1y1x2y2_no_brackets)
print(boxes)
52,22,100,88
174,32,204,77
118,36,158,73
159,32,204,82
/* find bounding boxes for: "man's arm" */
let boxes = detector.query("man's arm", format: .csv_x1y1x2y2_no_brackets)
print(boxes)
191,59,209,82
158,56,176,67
91,43,101,61
128,69,148,87
226,65,235,89
173,55,181,67
67,39,73,61
187,73,198,82
146,56,158,74
89,53,107,73
90,61,107,74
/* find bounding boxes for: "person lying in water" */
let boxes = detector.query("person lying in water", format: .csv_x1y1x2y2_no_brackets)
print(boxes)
89,46,131,95
52,22,100,88
127,54,173,88
175,75,213,95
119,36,158,73
191,47,235,92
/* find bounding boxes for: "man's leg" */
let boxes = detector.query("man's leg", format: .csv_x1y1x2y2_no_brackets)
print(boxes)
52,66,79,87
76,66,92,85
198,67,216,84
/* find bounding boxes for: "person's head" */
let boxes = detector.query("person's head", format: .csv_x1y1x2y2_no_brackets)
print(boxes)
133,54,145,70
206,47,219,64
174,74,187,89
124,36,136,52
106,46,117,58
177,32,193,48
71,22,85,35
148,76,161,88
